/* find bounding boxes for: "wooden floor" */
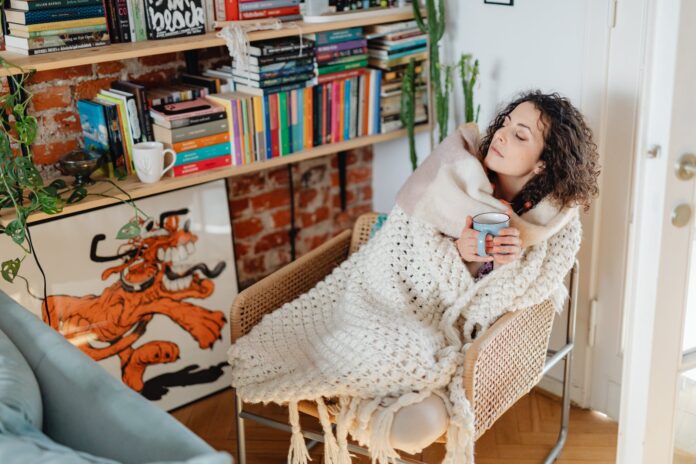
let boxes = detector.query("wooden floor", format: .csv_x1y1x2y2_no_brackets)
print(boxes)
171,388,618,463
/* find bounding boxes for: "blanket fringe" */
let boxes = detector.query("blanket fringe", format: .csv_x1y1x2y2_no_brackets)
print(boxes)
288,401,312,464
442,365,475,464
317,398,343,464
335,397,357,464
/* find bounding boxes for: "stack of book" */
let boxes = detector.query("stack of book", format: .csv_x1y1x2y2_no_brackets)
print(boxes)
315,27,368,84
150,99,232,178
231,36,315,96
326,0,397,12
236,0,301,21
76,81,151,179
365,20,428,133
3,0,109,55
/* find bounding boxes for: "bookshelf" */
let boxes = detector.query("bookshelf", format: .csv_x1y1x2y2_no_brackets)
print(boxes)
0,124,429,226
0,10,419,77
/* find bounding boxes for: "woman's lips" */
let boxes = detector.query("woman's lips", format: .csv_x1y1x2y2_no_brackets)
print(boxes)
491,146,504,158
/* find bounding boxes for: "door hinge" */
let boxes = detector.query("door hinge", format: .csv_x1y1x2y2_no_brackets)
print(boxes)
588,298,599,347
608,0,618,29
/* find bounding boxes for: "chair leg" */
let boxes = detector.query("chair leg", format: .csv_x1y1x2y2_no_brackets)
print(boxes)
234,391,247,464
544,260,579,464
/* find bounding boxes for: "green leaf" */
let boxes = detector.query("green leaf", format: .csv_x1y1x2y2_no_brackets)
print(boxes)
1,258,21,283
5,219,26,246
116,220,141,240
36,190,63,214
67,187,87,204
49,179,67,190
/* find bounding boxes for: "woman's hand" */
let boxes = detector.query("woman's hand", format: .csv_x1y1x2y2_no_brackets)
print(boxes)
455,216,523,265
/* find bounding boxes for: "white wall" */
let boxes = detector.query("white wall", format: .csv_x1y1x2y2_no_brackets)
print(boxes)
373,0,609,407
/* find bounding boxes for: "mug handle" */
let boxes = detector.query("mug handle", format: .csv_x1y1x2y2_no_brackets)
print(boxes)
477,230,490,257
161,149,177,177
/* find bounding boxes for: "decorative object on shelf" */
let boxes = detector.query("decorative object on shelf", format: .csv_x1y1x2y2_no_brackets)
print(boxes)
57,149,106,186
216,18,284,71
413,0,448,143
132,141,177,184
0,58,146,295
144,0,206,40
459,53,480,123
0,180,237,411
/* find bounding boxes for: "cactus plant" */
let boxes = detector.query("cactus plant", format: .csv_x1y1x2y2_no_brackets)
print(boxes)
413,0,448,143
459,54,480,123
400,59,418,171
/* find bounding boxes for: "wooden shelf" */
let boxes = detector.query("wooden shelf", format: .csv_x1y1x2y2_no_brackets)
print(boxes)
0,124,429,225
0,9,417,77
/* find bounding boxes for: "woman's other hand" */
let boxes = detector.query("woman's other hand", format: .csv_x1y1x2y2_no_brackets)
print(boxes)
456,216,494,263
491,227,522,266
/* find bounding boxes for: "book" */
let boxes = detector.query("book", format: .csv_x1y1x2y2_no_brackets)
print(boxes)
317,68,362,84
8,16,105,33
172,141,231,166
93,100,129,177
5,39,108,54
169,131,230,153
368,46,427,61
247,37,314,57
241,53,314,67
171,154,231,177
232,57,314,74
231,63,314,81
317,59,367,76
371,37,427,51
4,5,104,25
103,88,144,144
315,27,362,46
153,111,226,129
111,81,153,141
8,23,106,38
232,72,314,88
368,51,428,69
316,38,367,54
180,74,221,94
239,6,299,19
364,20,416,35
318,53,367,67
152,119,229,144
9,0,101,10
149,99,225,122
126,0,148,41
316,46,367,63
224,0,238,20
238,0,298,11
4,30,109,50
234,80,309,97
144,0,205,39
76,100,110,153
97,91,135,167
104,0,121,43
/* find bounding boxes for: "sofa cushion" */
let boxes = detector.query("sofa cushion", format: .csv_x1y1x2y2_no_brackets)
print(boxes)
0,325,42,429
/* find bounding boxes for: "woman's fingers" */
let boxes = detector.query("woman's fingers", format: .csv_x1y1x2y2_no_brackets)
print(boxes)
493,236,521,246
498,227,520,237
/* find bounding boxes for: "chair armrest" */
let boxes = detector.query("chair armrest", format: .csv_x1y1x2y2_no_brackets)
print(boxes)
463,300,556,440
231,229,352,342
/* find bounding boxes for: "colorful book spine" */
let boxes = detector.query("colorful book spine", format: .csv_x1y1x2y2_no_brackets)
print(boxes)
318,59,367,76
263,95,272,160
278,91,289,156
6,5,104,24
315,27,363,46
12,0,102,10
6,40,109,55
172,154,232,177
171,131,230,152
316,46,368,63
174,142,231,166
9,17,105,32
234,99,245,163
240,5,299,20
304,87,313,149
230,98,243,165
252,96,265,161
225,0,239,20
316,39,367,54
269,93,280,158
238,0,299,11
344,79,350,141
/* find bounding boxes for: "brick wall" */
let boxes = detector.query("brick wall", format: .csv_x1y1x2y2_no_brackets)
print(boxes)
13,47,374,289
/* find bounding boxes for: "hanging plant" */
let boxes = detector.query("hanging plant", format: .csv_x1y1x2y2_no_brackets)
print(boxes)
0,57,148,284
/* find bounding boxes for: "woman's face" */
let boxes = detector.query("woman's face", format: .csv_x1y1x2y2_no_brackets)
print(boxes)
484,101,547,177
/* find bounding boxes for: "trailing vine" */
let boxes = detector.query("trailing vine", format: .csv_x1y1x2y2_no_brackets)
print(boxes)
0,57,148,284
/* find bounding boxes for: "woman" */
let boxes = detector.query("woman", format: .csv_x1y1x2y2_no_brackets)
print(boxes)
229,91,600,464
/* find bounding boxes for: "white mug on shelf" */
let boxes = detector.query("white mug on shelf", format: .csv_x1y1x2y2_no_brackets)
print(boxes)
132,142,176,184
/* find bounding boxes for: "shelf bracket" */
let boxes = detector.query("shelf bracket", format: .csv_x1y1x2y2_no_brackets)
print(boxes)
338,151,347,211
184,50,200,75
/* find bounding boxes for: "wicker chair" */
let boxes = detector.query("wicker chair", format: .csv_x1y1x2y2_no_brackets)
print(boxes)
231,213,579,464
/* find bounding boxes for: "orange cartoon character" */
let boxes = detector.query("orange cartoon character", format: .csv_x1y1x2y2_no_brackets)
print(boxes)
43,208,227,395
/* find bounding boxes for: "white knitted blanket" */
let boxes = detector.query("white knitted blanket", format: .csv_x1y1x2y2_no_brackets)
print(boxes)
228,125,582,464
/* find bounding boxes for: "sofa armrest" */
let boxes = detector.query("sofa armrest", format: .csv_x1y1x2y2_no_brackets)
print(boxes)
0,292,228,464
230,229,351,342
463,300,556,441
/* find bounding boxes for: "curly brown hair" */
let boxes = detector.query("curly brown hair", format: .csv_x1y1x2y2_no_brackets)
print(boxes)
478,91,600,212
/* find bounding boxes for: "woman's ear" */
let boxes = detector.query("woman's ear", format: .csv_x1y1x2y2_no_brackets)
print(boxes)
534,162,546,175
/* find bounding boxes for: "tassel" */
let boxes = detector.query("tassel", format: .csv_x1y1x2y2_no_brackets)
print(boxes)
288,401,312,464
317,398,341,464
442,365,475,464
334,397,357,464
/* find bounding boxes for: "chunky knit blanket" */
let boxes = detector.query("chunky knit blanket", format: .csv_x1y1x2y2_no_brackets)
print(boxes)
228,124,582,464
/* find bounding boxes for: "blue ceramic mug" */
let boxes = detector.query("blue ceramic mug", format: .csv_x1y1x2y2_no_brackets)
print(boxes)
472,212,510,257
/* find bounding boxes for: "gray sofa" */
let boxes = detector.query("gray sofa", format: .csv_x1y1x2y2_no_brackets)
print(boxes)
0,290,232,464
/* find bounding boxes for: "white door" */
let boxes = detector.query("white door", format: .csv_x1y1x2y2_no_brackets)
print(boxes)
618,0,696,462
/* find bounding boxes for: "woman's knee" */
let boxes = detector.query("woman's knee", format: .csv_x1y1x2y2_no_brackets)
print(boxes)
390,394,449,454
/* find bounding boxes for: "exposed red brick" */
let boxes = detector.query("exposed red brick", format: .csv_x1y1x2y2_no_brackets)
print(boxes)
229,198,250,219
268,167,289,186
96,61,126,75
254,230,289,253
272,209,291,228
32,139,79,165
229,173,265,196
330,151,357,168
139,53,179,67
350,204,373,217
242,256,265,274
30,85,71,111
52,111,81,134
332,190,355,208
347,166,371,184
362,148,373,162
74,77,114,100
30,65,92,84
233,217,263,239
299,206,330,228
360,185,373,202
299,189,318,208
234,241,250,258
250,188,289,211
128,71,170,86
306,233,330,251
330,172,339,187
